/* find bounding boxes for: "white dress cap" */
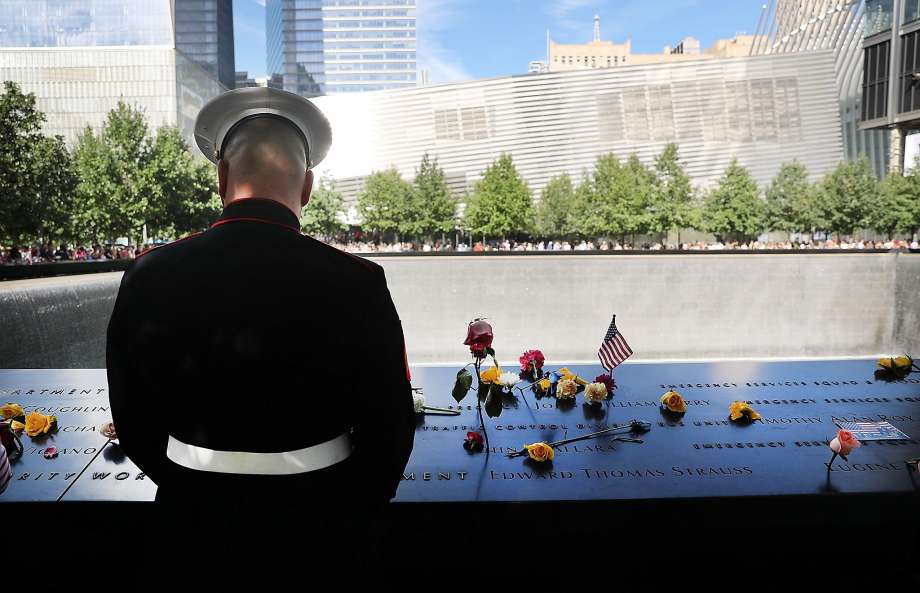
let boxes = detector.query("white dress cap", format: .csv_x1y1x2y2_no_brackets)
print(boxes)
193,87,332,169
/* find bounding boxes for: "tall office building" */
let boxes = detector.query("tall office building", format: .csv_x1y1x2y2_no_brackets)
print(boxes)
0,0,230,144
175,0,236,89
266,0,417,96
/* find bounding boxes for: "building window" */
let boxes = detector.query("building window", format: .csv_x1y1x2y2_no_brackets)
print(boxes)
862,40,890,121
865,0,893,38
907,0,920,24
900,30,920,113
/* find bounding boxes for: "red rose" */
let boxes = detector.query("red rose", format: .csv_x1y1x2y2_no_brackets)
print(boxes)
463,319,493,358
594,373,616,394
463,431,484,451
519,350,545,373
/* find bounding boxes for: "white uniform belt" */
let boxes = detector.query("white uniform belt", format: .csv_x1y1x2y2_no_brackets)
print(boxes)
166,433,352,475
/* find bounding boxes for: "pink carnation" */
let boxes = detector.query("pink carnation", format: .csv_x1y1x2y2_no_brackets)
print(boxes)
519,350,545,373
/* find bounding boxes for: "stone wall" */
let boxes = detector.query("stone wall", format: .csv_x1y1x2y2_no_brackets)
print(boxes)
0,253,916,368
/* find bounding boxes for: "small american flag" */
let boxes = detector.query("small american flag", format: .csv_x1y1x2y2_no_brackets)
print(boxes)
598,315,632,371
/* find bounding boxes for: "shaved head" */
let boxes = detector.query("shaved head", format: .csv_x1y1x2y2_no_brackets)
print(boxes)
218,116,313,215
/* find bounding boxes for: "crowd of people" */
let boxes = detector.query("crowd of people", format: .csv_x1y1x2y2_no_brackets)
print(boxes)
0,243,143,265
325,238,918,253
2,237,917,265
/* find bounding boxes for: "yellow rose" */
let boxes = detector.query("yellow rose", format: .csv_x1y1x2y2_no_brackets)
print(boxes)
660,390,687,413
10,420,25,434
557,368,587,386
480,365,502,384
556,378,578,399
525,442,555,462
877,356,913,371
24,411,56,437
0,403,24,420
537,378,550,392
729,401,761,422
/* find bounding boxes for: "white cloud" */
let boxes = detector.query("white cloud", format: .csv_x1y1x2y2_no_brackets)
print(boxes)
416,0,472,83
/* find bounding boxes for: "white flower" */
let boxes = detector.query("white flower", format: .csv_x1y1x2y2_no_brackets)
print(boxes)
584,382,608,404
412,391,425,414
497,372,520,387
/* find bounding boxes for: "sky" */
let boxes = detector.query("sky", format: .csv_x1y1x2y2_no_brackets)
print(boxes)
233,0,767,83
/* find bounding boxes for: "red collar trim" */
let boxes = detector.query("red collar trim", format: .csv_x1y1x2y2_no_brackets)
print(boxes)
209,217,303,234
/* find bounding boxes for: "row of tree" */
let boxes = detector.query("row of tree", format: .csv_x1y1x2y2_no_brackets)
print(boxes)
4,79,920,246
0,81,219,246
352,147,920,243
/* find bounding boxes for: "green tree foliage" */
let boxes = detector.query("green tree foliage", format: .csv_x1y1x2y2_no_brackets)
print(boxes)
72,103,218,244
143,126,221,239
0,81,78,243
650,144,695,238
357,166,414,239
702,159,764,241
413,153,456,237
536,173,576,238
872,168,920,238
572,153,654,238
463,153,534,238
764,161,816,234
301,177,347,239
814,157,879,237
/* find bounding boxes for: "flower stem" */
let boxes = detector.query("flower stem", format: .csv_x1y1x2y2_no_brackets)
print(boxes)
422,406,461,416
474,358,490,452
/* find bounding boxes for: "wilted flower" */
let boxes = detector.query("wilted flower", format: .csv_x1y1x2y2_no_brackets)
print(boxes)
43,446,58,460
537,378,551,393
464,319,493,359
728,401,761,422
584,382,608,404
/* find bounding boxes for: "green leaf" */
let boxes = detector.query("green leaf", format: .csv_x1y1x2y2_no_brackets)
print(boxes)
485,347,495,358
452,368,472,403
485,384,504,418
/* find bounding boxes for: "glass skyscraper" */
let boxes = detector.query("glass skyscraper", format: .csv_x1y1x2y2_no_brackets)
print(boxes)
175,0,236,90
0,0,231,144
266,0,417,96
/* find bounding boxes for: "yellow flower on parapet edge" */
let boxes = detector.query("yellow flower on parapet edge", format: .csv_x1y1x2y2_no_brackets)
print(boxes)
877,356,912,371
525,442,555,462
10,420,25,434
660,390,687,413
537,378,551,393
729,401,761,422
24,411,57,438
480,365,502,384
0,403,24,420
